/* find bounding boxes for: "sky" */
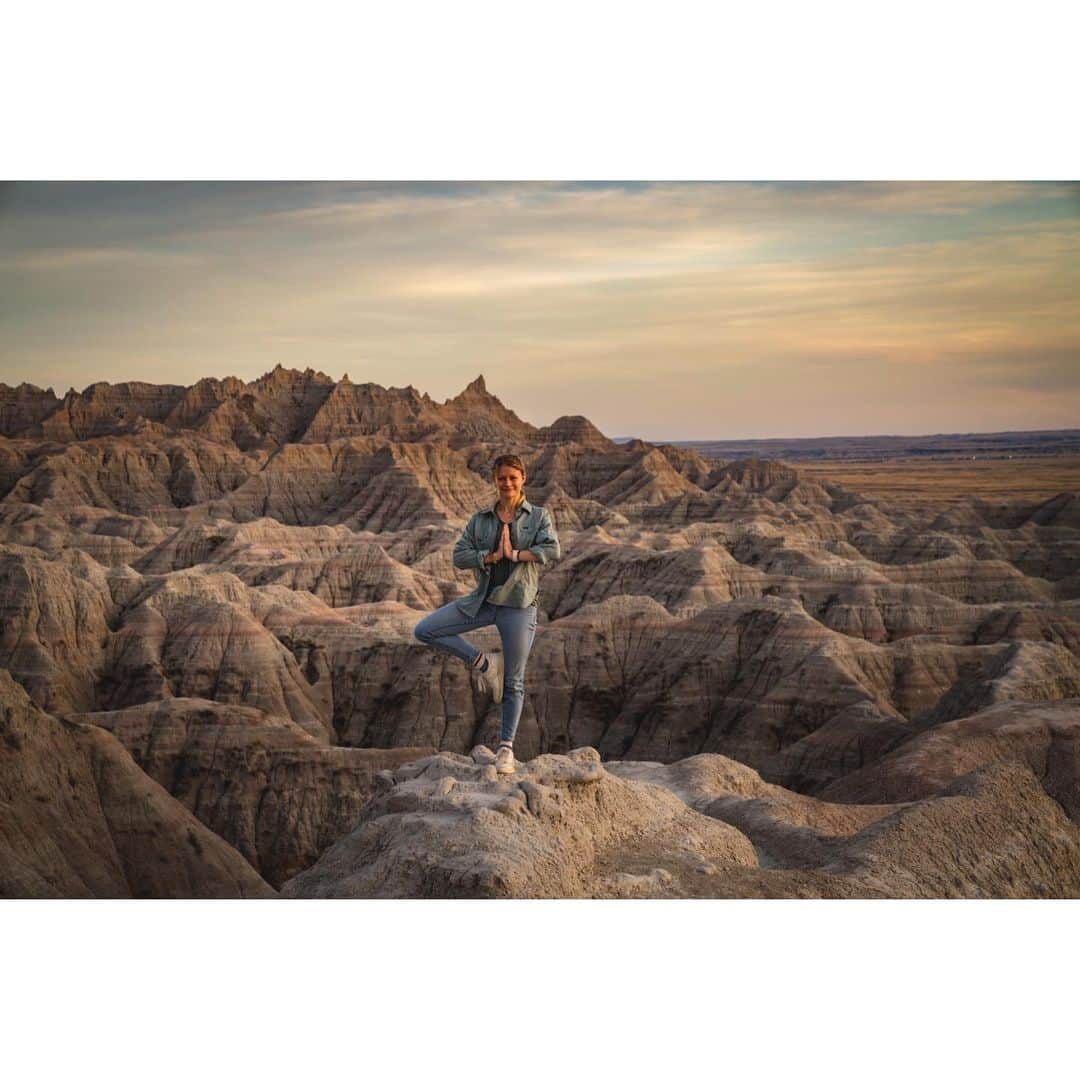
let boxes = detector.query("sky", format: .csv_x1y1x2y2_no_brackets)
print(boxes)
1,181,1077,441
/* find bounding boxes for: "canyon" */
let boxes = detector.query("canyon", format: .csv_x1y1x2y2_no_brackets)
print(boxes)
1,368,1077,897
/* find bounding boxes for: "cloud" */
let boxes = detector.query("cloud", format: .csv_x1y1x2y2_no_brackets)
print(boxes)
1,181,1077,436
0,247,204,272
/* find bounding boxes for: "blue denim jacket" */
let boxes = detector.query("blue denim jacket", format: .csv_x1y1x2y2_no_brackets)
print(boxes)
452,498,561,616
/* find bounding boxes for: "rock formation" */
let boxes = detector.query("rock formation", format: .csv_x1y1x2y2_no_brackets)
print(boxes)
0,382,60,438
1,368,1077,897
284,747,1080,898
71,697,433,887
0,671,274,898
818,698,1080,820
281,747,759,898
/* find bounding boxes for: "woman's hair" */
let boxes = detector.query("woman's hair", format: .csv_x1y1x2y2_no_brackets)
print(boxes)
491,453,527,510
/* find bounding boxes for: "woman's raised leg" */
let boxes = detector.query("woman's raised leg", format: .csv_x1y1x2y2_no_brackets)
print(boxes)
413,599,496,665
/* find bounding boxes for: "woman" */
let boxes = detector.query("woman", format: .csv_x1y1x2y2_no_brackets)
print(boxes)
413,453,561,775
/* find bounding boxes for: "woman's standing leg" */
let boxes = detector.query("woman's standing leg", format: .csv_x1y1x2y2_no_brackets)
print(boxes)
493,603,539,746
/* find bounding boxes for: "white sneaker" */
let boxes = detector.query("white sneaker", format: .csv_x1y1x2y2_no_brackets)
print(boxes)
494,745,516,775
471,651,504,704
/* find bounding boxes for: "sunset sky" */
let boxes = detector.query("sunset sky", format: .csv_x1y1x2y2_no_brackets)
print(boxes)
1,181,1077,440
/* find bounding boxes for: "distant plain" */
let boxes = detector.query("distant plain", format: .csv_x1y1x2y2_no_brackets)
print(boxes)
665,430,1080,509
799,455,1080,508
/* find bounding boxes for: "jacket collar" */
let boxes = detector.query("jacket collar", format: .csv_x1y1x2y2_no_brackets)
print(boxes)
480,497,533,517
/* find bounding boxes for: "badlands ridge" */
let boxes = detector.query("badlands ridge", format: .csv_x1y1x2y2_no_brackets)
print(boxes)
1,368,1078,897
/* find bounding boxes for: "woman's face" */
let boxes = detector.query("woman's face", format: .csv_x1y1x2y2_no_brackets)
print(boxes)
494,465,525,501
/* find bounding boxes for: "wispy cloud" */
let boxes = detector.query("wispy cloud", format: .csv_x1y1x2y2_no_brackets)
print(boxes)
0,246,205,272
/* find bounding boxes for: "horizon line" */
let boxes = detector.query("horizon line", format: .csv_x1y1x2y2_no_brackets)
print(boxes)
613,426,1080,444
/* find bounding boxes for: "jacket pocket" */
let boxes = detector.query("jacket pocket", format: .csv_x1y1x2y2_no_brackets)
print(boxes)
514,517,535,544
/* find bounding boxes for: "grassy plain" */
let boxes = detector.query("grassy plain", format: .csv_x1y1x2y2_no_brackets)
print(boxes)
799,454,1080,509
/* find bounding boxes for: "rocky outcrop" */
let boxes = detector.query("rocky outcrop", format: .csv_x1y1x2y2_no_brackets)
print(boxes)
0,502,166,565
2,435,260,515
248,546,450,609
1028,492,1080,529
73,697,433,887
245,365,338,443
0,383,60,437
524,442,700,511
540,536,769,618
913,640,1080,727
163,375,292,451
537,487,629,531
132,516,451,612
609,754,1080,897
654,443,718,488
299,378,444,443
0,546,113,715
280,746,758,898
213,439,490,529
100,571,335,740
828,762,1080,897
819,698,1080,820
534,415,615,450
879,555,1055,604
39,381,188,442
0,671,274,898
436,375,536,446
283,747,1080,898
164,375,248,429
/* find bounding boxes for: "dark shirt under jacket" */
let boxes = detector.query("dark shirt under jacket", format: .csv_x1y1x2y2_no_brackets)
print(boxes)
483,517,513,600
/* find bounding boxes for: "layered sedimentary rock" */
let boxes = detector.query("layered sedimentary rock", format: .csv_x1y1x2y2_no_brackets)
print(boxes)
209,439,492,529
0,503,168,562
819,698,1080,820
0,546,113,715
2,435,260,515
38,382,187,442
167,367,335,449
243,365,338,444
99,571,336,740
281,747,759,898
540,535,770,618
1,368,1078,897
0,383,60,438
299,377,445,443
425,374,535,447
533,415,616,451
297,590,1077,793
0,671,274,898
607,754,1080,897
73,697,433,887
283,747,1080,898
130,516,453,609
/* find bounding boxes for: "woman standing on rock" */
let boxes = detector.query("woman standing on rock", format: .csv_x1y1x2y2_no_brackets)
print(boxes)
414,453,560,776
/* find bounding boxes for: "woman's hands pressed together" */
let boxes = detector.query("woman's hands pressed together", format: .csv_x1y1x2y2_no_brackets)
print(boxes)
483,518,534,565
483,522,512,565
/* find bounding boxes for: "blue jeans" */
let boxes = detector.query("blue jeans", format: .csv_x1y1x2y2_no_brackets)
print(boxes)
413,599,538,745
